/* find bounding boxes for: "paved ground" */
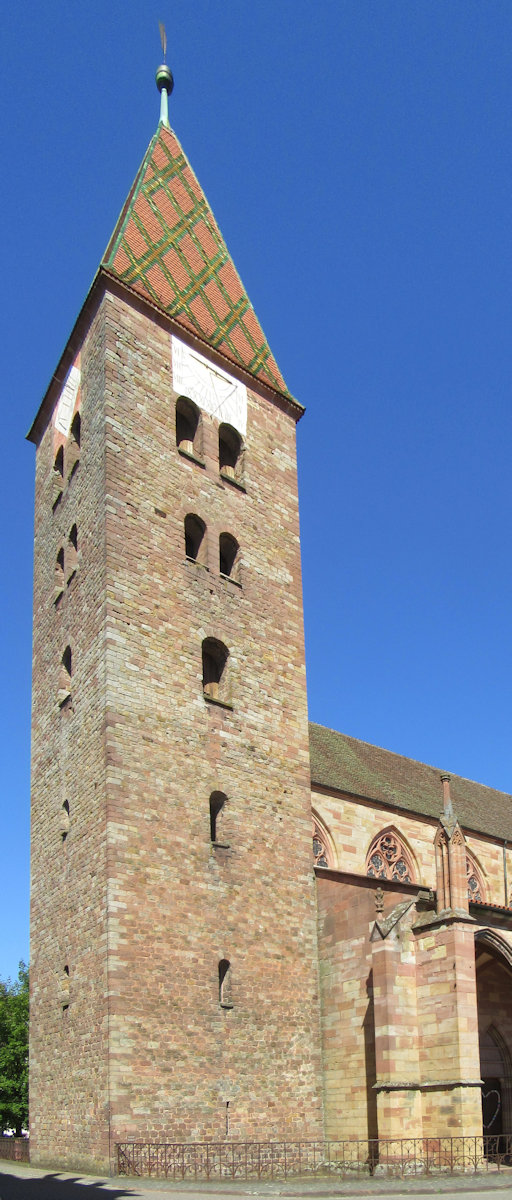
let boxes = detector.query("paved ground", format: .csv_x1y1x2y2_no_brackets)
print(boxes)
2,1163,512,1200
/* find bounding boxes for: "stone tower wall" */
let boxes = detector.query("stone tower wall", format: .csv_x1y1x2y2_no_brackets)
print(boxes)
29,301,111,1171
102,290,324,1146
30,284,324,1170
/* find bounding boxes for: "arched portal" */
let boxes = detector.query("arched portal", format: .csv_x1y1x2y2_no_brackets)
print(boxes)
476,930,512,1145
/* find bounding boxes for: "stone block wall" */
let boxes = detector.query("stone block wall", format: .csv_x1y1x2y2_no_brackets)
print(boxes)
30,283,325,1171
316,871,489,1142
316,874,384,1140
29,300,111,1171
101,290,324,1148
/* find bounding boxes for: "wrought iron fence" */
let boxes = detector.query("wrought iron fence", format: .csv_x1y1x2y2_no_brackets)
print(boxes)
116,1134,512,1180
0,1137,29,1163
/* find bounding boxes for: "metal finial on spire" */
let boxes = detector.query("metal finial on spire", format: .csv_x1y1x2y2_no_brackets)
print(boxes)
156,22,174,129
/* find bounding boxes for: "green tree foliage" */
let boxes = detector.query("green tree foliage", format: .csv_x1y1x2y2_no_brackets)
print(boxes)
0,962,29,1136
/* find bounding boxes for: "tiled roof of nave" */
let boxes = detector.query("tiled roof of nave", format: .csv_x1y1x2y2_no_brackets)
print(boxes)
309,722,512,842
102,125,291,399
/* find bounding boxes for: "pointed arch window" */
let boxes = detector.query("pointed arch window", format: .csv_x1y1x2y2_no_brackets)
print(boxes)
366,829,415,884
466,852,486,903
313,819,331,868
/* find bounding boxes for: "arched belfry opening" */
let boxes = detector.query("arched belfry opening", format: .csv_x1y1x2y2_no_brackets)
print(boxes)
476,930,512,1144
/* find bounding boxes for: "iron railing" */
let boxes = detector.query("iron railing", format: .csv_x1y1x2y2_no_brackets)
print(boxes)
116,1135,512,1179
0,1137,29,1163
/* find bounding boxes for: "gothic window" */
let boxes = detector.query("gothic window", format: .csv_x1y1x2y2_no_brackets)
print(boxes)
184,514,206,563
219,423,243,483
366,830,414,884
313,820,331,868
202,638,230,704
176,396,202,459
219,533,240,581
466,854,486,903
218,959,233,1008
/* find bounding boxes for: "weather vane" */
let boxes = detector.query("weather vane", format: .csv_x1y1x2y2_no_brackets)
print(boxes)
159,22,167,62
156,22,174,128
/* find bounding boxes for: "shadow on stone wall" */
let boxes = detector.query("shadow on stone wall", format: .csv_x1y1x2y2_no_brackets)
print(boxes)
364,970,378,1141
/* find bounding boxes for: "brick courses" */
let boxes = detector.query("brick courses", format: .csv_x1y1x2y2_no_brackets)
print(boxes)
29,284,324,1172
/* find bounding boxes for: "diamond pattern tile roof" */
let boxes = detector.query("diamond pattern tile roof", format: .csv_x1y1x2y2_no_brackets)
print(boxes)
309,722,512,842
102,124,291,399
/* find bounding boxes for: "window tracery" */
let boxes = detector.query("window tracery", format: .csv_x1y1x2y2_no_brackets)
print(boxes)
466,854,485,903
366,831,414,884
312,820,330,868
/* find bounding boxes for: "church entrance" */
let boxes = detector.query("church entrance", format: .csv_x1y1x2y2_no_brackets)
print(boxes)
480,1031,504,1138
476,930,512,1154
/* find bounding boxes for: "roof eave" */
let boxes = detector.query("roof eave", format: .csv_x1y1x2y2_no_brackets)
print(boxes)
26,268,105,445
27,268,304,447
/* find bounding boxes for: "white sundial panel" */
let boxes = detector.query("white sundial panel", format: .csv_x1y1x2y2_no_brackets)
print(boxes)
55,365,81,437
172,335,247,436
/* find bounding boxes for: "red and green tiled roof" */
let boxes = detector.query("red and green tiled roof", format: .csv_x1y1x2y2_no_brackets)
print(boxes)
103,124,291,398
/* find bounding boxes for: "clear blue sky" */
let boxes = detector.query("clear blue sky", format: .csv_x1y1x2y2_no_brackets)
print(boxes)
2,1,512,980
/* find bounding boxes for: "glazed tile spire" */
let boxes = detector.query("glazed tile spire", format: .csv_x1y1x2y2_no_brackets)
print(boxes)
102,65,292,399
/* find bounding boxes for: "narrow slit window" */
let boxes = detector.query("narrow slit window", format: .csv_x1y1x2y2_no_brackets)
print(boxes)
218,959,232,1008
67,524,78,578
58,645,72,707
55,547,65,599
61,964,70,1011
202,638,229,704
210,791,228,844
219,423,243,482
53,446,64,506
54,446,64,480
60,800,70,841
176,397,201,459
219,533,240,581
68,413,81,478
184,514,206,563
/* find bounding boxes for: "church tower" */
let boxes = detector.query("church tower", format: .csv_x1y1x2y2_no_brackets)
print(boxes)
28,63,324,1172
